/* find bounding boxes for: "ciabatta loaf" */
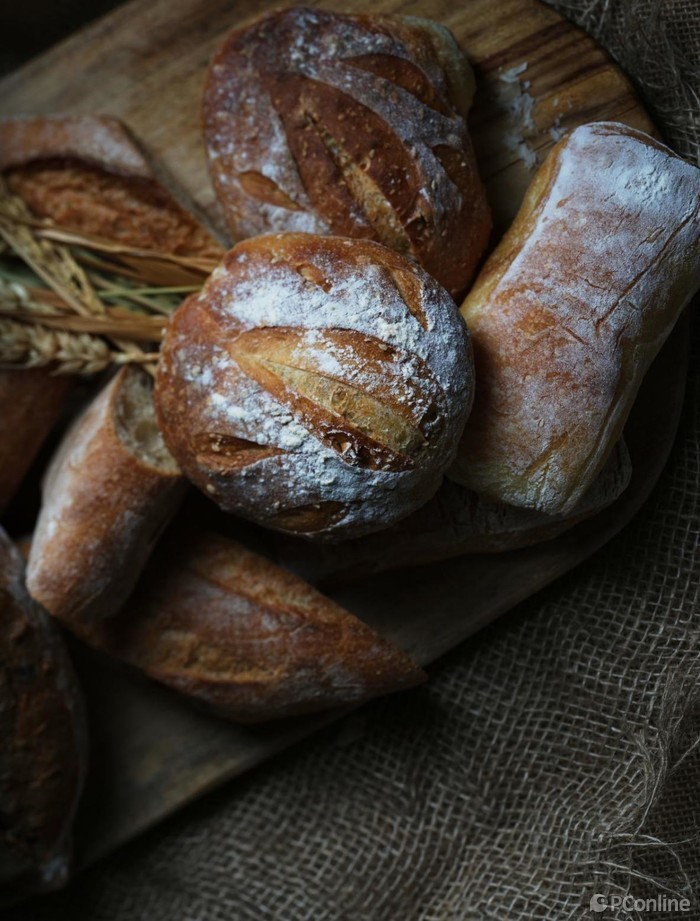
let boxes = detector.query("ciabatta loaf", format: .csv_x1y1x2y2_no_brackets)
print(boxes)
451,123,700,514
27,367,185,622
203,7,491,299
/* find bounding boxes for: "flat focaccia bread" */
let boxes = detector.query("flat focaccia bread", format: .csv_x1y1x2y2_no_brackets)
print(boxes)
450,122,700,514
203,7,491,299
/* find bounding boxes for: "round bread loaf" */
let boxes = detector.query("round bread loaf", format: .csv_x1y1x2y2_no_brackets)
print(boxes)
154,233,474,539
202,7,491,300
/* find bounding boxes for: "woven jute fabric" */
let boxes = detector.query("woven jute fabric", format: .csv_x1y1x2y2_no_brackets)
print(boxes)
12,1,700,919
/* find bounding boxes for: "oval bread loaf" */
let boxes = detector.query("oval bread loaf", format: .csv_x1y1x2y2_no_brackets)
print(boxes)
154,232,474,540
64,528,425,723
0,527,87,900
451,122,700,514
0,114,222,260
203,7,491,299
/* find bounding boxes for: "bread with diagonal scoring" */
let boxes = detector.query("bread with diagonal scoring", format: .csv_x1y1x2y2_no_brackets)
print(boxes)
154,232,474,540
203,7,491,299
62,527,425,723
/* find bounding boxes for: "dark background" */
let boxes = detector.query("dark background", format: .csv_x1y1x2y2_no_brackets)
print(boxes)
0,1,125,76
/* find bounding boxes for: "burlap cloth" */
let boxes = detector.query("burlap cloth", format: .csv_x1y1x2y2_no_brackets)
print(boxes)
9,1,700,918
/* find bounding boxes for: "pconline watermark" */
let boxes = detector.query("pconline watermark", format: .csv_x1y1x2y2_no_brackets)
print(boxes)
589,893,691,913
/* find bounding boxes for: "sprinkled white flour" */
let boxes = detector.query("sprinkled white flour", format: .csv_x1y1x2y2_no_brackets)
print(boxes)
156,235,473,539
454,122,700,515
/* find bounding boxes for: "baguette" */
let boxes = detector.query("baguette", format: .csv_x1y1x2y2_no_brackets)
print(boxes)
203,7,491,299
27,366,185,622
63,528,425,723
450,123,700,514
0,527,87,899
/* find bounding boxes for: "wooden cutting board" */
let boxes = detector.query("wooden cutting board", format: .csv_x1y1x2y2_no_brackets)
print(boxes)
0,0,688,873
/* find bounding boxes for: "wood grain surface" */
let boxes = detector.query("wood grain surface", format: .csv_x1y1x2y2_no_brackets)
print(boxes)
0,0,687,873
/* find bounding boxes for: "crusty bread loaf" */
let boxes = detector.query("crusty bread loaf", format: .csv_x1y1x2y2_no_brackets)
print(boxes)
0,369,72,515
450,122,700,514
62,528,425,723
203,7,491,299
27,366,185,622
154,232,474,540
0,526,87,900
0,114,223,515
273,437,633,584
0,114,222,259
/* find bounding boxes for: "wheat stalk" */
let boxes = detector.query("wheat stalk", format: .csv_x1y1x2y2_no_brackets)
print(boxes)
0,279,167,341
0,318,157,376
0,176,103,318
0,181,216,375
0,180,174,371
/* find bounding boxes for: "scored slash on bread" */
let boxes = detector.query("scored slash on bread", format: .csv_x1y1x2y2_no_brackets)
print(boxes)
27,366,186,622
0,113,224,517
0,114,222,261
451,122,700,515
202,7,492,299
154,232,474,540
0,527,87,900
61,528,425,723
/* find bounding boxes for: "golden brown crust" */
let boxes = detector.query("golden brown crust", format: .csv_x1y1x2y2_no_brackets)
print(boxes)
202,7,491,298
273,438,633,584
154,232,474,540
27,367,185,622
0,114,223,513
451,122,700,514
0,527,87,899
0,115,222,259
0,369,72,515
65,528,425,723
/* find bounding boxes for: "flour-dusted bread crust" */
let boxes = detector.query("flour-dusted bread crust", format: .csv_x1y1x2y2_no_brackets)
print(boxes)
27,367,185,622
451,122,700,514
202,7,490,299
65,528,425,723
0,527,87,900
273,438,633,584
0,113,222,259
154,233,474,540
